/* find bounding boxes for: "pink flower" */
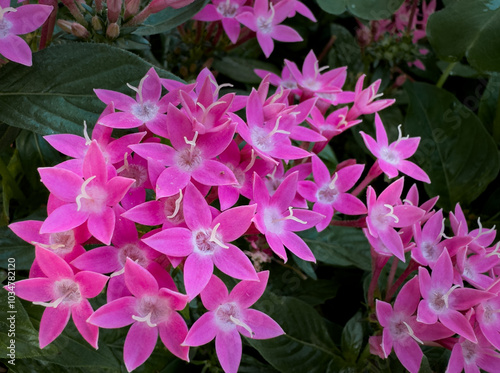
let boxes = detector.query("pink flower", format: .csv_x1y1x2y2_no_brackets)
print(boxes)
6,247,108,348
182,272,284,373
88,259,189,372
347,75,395,121
360,113,430,183
236,0,302,58
143,182,258,299
0,0,52,66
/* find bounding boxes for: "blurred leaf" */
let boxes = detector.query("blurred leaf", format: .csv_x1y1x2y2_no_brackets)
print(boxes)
299,226,371,271
347,0,405,20
0,44,181,136
328,24,363,76
240,354,280,373
0,226,35,270
317,0,346,15
134,0,210,36
436,61,481,78
291,254,317,280
428,0,500,72
478,74,500,143
247,292,340,373
341,313,363,363
404,81,500,210
213,56,280,84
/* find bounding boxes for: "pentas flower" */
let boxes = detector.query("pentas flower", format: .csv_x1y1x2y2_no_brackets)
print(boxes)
417,249,495,342
298,155,366,231
9,220,90,278
130,104,238,198
476,280,500,350
6,247,107,348
236,0,302,58
143,183,258,299
254,66,301,99
360,113,430,183
38,140,135,245
456,246,499,290
252,172,324,262
115,152,152,209
285,50,354,105
346,75,395,121
265,161,311,208
0,1,53,66
95,68,181,137
183,272,284,373
446,319,500,373
88,259,189,372
376,276,453,373
231,89,310,164
194,0,251,43
366,178,425,261
272,0,316,21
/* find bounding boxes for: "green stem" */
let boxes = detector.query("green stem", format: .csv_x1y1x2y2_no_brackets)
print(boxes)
436,62,457,89
0,156,27,203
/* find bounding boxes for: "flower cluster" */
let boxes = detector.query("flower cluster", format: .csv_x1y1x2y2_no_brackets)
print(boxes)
6,51,405,372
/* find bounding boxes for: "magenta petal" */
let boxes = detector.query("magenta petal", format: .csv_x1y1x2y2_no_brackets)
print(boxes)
375,300,393,327
265,232,288,261
158,312,189,361
270,172,298,211
214,205,256,242
143,227,193,256
216,328,242,373
39,306,71,348
271,24,302,43
71,246,120,273
213,243,258,281
36,246,74,279
41,204,88,234
333,193,367,215
8,4,52,34
88,296,136,328
39,167,82,202
43,134,87,159
184,254,214,300
200,275,229,310
416,299,438,325
72,299,99,348
124,258,159,297
74,271,108,298
447,344,464,373
378,228,405,261
156,167,190,199
123,322,158,372
83,141,108,182
184,183,212,230
191,160,238,186
393,338,423,373
94,89,136,110
398,160,430,183
433,249,453,289
11,278,54,302
240,309,284,339
313,203,333,232
0,34,32,66
297,180,318,202
183,311,218,346
122,200,165,225
87,208,115,245
391,205,425,227
440,310,476,342
8,220,44,244
129,143,176,166
105,176,135,206
99,112,143,129
394,276,420,315
229,271,269,309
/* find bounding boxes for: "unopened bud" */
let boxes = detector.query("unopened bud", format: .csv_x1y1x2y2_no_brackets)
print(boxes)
56,19,73,34
91,15,102,31
148,0,194,14
124,0,140,19
106,22,120,39
107,0,122,23
71,22,90,39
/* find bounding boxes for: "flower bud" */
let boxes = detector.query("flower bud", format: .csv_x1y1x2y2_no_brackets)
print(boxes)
106,22,120,39
91,15,102,31
56,19,73,34
124,0,140,19
148,0,194,14
71,22,90,39
107,0,122,23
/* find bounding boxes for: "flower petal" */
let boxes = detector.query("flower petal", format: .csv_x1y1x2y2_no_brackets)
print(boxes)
39,306,71,348
88,296,136,328
124,322,158,372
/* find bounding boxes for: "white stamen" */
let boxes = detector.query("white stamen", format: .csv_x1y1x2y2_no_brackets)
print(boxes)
110,267,126,277
395,124,410,145
184,131,199,150
83,121,92,145
486,242,500,258
0,7,16,20
337,114,348,129
32,242,66,250
209,223,229,249
318,65,330,73
116,152,129,173
402,199,414,206
474,217,496,241
328,173,339,190
167,189,183,219
196,100,226,124
242,149,257,173
383,204,399,223
266,116,290,138
127,74,148,103
443,284,461,308
402,321,423,344
34,296,65,308
269,86,285,104
370,85,384,100
132,312,157,327
76,176,96,211
267,166,277,180
230,315,254,337
283,206,307,224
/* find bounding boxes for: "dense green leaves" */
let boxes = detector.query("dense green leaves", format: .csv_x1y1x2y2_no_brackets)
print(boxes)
247,292,339,373
427,0,500,72
299,226,371,271
317,0,404,19
0,226,35,270
0,44,180,136
213,56,280,84
405,81,500,210
134,0,210,36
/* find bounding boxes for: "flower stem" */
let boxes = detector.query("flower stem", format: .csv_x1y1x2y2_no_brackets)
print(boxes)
352,161,382,197
329,216,367,228
368,248,389,308
436,62,457,89
385,259,419,302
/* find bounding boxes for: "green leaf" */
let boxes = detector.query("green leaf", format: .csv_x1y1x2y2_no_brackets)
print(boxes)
133,0,210,36
328,24,363,75
0,225,35,270
317,0,346,15
436,61,481,79
298,227,371,271
427,0,500,72
213,56,280,84
0,43,181,136
478,74,500,143
247,293,339,373
404,81,500,210
347,0,405,20
340,313,363,363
